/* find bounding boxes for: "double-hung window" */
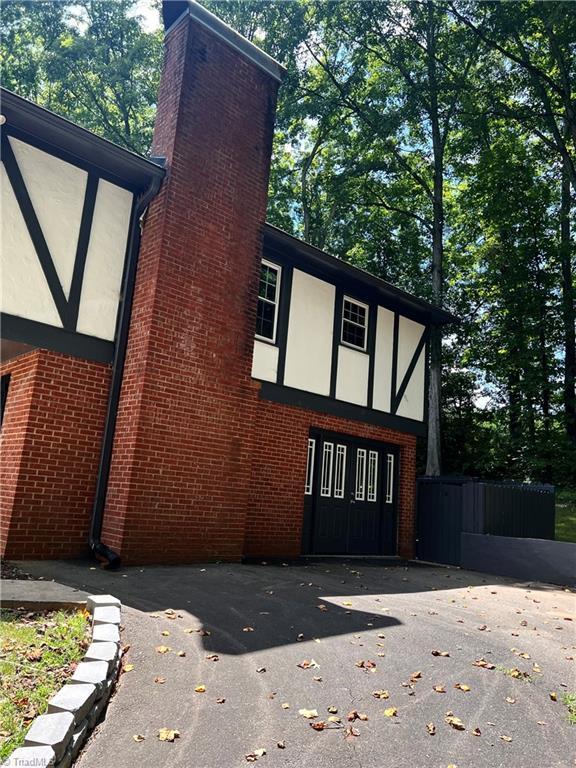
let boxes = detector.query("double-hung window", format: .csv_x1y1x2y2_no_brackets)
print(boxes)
256,260,281,343
341,297,368,351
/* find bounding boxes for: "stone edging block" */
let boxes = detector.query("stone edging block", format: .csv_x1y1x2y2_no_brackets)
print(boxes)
5,592,123,768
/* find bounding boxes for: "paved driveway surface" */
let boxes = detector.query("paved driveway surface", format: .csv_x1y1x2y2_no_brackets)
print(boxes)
17,560,575,768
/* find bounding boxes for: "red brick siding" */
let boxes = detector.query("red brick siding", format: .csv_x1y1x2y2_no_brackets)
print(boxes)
246,392,417,559
101,14,279,563
0,350,110,559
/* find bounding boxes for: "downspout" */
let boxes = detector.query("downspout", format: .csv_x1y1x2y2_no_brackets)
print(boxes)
89,165,165,567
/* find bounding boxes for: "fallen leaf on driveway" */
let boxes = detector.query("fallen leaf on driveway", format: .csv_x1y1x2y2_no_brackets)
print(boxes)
347,710,368,721
454,683,470,692
245,748,266,761
500,735,512,742
444,713,465,730
243,627,255,632
206,654,219,662
473,657,495,669
299,708,318,719
161,631,170,636
327,706,338,713
216,698,226,704
472,727,481,736
297,659,319,669
431,650,450,657
328,715,341,724
505,697,515,704
281,703,290,709
256,667,266,674
194,685,206,693
124,664,134,672
158,728,180,742
426,722,436,735
154,676,166,684
177,651,186,657
313,676,322,682
410,671,422,682
344,726,360,740
155,646,171,654
277,741,286,749
355,659,376,670
383,707,398,717
342,601,353,606
311,721,327,730
372,690,389,699
549,692,557,701
133,734,145,742
433,685,446,693
318,605,328,612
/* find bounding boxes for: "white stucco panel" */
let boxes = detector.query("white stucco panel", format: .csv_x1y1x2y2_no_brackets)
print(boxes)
397,315,426,382
9,136,87,299
336,344,369,406
0,164,62,327
372,306,395,412
283,269,334,396
76,179,133,341
396,345,425,421
252,339,279,382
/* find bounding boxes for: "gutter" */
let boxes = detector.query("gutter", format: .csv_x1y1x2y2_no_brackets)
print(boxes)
89,164,165,567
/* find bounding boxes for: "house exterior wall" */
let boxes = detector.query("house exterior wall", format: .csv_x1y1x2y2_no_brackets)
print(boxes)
246,391,417,559
100,11,280,564
0,350,110,559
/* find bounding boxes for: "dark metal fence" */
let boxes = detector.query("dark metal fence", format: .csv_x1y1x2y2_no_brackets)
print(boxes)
416,477,555,566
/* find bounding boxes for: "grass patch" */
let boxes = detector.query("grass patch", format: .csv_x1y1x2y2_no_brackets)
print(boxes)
495,665,533,682
556,488,576,542
562,692,576,725
0,607,89,761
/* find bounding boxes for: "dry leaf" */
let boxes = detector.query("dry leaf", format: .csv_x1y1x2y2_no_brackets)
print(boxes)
216,697,226,704
473,657,495,669
313,676,322,682
372,689,389,699
327,706,338,713
256,667,266,674
410,671,422,681
431,650,450,657
124,664,134,672
328,716,341,724
281,703,290,710
177,651,186,657
355,659,376,670
426,722,436,736
433,685,446,693
161,630,170,636
344,726,360,740
299,708,318,719
297,659,319,669
444,714,465,730
454,683,470,692
500,735,512,743
277,741,286,749
311,721,327,731
505,696,515,704
549,691,557,701
133,734,145,742
254,749,266,757
154,676,166,684
194,685,206,693
383,707,398,718
155,645,171,654
158,728,180,742
472,727,481,737
243,626,255,632
342,601,353,606
206,654,219,662
318,604,328,612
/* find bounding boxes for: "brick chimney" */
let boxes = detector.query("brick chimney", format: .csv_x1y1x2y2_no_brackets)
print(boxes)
102,2,284,562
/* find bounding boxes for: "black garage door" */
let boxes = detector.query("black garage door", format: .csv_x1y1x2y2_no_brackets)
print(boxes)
302,430,398,556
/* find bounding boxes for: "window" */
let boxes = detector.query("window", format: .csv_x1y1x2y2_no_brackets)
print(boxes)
341,297,368,351
305,438,316,495
367,450,378,502
321,442,334,497
386,453,394,503
355,448,366,500
256,260,281,342
334,444,347,498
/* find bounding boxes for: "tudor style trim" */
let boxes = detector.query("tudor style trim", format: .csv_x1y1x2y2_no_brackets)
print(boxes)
1,314,114,364
392,325,428,415
258,380,427,437
68,174,99,329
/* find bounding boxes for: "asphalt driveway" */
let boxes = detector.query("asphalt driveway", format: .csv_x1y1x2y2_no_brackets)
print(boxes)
16,559,575,768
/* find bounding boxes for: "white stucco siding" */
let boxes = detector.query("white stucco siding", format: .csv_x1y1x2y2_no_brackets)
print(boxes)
336,344,369,406
396,345,426,421
397,315,425,383
9,136,87,299
0,164,62,327
372,306,395,412
283,269,334,395
76,179,133,341
252,339,279,382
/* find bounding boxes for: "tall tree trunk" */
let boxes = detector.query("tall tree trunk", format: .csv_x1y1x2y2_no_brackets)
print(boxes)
425,2,444,476
560,151,576,443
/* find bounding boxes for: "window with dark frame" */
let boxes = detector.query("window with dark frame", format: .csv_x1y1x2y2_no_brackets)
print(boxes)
1,374,11,427
341,297,368,351
256,260,281,342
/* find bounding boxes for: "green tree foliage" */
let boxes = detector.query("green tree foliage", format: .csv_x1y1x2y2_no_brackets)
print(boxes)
1,0,574,485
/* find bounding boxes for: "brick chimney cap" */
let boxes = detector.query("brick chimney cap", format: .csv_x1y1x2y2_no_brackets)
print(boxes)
162,1,287,83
